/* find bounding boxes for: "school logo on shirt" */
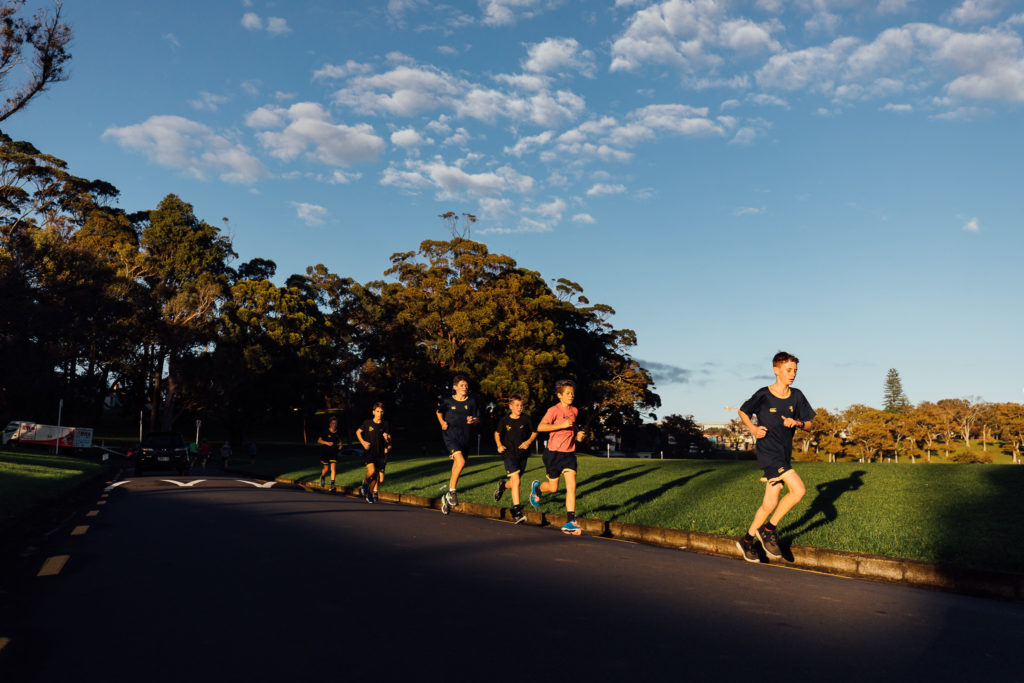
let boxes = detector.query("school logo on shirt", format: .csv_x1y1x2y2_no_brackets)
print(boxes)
369,426,375,432
769,408,777,413
789,406,794,413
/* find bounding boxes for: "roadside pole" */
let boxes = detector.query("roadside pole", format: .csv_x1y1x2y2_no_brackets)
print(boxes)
56,399,63,455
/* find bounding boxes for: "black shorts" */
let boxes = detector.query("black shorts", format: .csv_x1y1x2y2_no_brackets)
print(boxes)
443,427,471,456
757,454,792,481
365,454,387,470
502,453,529,476
320,457,337,465
542,449,577,479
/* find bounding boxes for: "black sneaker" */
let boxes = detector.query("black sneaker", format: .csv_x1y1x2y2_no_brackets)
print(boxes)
329,482,336,492
511,506,526,525
360,482,369,500
755,526,782,559
493,478,506,502
447,490,459,507
319,476,326,488
736,536,759,563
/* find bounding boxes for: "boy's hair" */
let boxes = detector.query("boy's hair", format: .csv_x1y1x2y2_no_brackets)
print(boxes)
555,379,576,395
371,402,384,410
328,416,338,424
772,351,799,366
508,394,524,404
452,374,469,386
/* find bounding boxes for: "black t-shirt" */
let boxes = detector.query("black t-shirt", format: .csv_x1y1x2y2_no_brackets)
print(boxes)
496,415,535,455
319,428,341,457
437,396,479,430
358,419,391,455
739,387,814,461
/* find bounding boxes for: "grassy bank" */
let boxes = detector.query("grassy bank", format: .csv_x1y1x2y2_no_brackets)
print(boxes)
238,447,1024,574
0,450,105,526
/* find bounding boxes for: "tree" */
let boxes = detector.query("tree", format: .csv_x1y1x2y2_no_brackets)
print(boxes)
807,407,845,462
0,1,72,122
842,404,889,462
883,368,909,413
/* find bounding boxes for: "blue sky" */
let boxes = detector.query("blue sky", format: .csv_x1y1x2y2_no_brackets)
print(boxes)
9,0,1024,422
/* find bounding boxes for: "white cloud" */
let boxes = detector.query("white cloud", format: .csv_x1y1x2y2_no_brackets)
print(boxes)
163,33,180,48
189,91,229,111
313,61,373,81
962,217,981,232
733,206,765,216
102,115,265,184
729,126,757,144
572,213,595,223
610,0,781,73
504,130,554,157
945,0,1006,26
250,102,386,167
391,127,431,147
380,156,535,200
480,0,553,26
242,13,290,36
586,183,627,196
292,202,328,226
882,102,913,111
523,37,596,77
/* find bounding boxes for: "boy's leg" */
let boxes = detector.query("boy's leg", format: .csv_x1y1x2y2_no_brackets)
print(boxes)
538,476,560,494
768,469,806,526
563,469,576,515
448,451,465,491
509,471,521,506
747,480,783,536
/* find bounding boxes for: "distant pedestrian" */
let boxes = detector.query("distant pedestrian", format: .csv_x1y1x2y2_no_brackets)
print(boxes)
735,351,815,563
357,403,391,503
316,416,342,491
436,375,479,515
220,442,231,470
199,441,211,472
530,379,586,535
493,395,537,524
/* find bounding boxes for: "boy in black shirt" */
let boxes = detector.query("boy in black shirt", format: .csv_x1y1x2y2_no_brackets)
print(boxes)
492,395,537,524
357,402,391,504
435,375,479,515
735,351,814,562
316,416,342,492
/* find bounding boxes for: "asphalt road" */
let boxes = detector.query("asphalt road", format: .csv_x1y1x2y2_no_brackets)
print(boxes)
2,472,1022,682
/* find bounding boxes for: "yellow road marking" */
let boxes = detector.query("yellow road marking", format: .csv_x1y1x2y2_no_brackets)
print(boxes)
70,525,90,536
97,500,107,505
38,555,70,577
85,510,99,517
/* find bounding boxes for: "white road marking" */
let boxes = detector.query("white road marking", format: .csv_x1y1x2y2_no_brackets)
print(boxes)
38,555,70,577
104,481,129,491
235,480,276,488
160,479,206,487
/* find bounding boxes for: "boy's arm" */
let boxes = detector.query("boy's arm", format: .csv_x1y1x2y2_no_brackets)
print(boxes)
494,430,505,453
356,428,370,449
738,409,767,439
521,430,538,449
436,410,447,429
781,416,812,430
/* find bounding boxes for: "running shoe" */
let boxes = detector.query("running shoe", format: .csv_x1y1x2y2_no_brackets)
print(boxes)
529,480,541,508
319,476,326,488
329,482,336,492
561,520,582,536
493,478,506,502
446,489,459,507
511,506,526,525
755,526,782,559
360,482,369,500
440,491,451,515
736,536,759,563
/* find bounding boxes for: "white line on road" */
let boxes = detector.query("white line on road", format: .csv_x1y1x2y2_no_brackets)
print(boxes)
38,555,70,577
235,480,276,488
160,480,206,487
104,481,129,491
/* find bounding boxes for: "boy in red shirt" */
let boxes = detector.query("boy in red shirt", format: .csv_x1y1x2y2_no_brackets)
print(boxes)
530,379,586,535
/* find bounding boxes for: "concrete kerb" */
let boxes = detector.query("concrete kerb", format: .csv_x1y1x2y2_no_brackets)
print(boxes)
274,475,1023,603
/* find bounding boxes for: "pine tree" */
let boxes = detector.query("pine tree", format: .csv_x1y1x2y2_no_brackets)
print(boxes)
883,368,910,412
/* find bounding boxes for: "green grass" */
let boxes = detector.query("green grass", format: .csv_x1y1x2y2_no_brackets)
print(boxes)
0,450,104,525
238,447,1024,574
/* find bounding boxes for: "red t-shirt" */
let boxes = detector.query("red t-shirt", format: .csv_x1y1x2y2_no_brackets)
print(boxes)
541,404,578,452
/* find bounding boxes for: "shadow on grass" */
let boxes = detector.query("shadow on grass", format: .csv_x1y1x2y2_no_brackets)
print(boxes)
589,469,714,521
783,470,866,542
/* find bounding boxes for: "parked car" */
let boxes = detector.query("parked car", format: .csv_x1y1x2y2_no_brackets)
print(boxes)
134,432,189,475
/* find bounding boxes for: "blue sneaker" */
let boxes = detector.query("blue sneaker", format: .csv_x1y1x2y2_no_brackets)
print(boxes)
561,520,582,536
529,480,541,508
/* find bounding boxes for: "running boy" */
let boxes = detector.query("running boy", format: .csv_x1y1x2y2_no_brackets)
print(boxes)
357,403,391,504
436,375,479,515
316,416,342,492
735,351,814,562
530,379,586,535
493,395,537,524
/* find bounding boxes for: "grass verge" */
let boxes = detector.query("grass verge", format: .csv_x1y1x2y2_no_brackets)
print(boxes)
0,450,105,527
238,447,1024,574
